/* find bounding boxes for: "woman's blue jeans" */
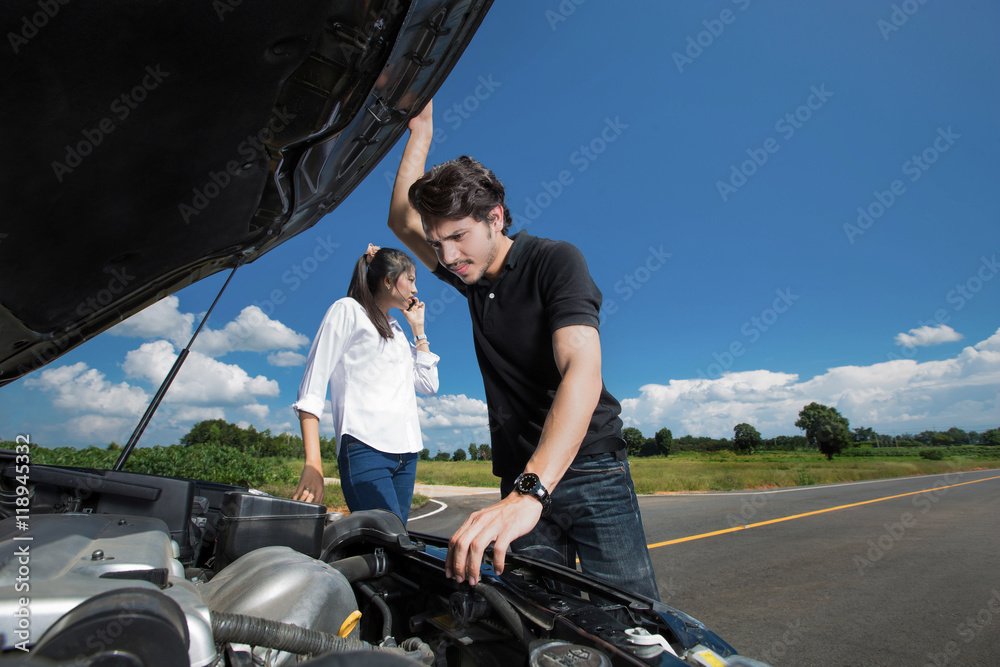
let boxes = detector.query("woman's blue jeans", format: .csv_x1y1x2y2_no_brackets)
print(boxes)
337,434,418,524
503,451,661,601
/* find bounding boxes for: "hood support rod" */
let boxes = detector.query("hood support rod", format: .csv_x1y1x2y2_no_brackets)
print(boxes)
113,266,239,471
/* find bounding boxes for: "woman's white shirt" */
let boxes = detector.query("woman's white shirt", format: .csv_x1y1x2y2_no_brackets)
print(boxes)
293,297,439,455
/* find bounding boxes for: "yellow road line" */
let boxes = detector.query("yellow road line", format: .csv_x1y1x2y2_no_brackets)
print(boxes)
647,474,1000,550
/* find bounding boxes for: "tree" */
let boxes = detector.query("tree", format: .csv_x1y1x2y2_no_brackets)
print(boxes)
419,448,430,461
853,427,876,442
433,451,451,462
638,437,659,457
468,444,478,461
654,428,673,457
930,432,954,447
622,427,645,457
945,427,969,444
981,428,1000,445
795,402,852,460
477,444,492,461
770,435,808,451
452,449,467,462
733,423,762,454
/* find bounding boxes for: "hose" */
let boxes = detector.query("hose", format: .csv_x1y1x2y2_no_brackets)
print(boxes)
212,611,373,655
357,582,393,641
474,582,534,647
327,553,386,582
211,611,433,664
211,552,436,664
400,637,436,665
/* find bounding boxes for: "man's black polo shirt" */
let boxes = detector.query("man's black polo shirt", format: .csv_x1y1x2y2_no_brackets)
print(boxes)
433,230,625,479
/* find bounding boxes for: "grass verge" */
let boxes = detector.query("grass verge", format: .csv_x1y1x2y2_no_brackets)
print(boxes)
262,452,1000,509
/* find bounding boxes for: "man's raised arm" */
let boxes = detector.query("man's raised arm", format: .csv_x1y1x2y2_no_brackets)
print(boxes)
388,100,438,271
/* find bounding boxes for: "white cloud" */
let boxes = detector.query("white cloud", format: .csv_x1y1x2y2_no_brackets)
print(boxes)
23,362,150,417
622,328,1000,438
974,329,1000,352
894,324,963,348
171,406,226,423
418,394,489,429
268,351,307,367
241,404,270,422
110,298,309,359
109,296,194,347
193,306,310,357
63,414,138,445
123,340,280,406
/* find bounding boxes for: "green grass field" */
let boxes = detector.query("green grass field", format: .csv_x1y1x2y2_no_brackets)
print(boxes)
265,451,1000,512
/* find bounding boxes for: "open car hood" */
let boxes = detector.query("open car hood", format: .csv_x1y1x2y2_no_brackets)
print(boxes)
0,0,492,387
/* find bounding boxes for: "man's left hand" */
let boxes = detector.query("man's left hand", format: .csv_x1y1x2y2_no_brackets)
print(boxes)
446,493,543,585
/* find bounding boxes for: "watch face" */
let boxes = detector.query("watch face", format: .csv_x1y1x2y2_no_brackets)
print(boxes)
516,473,539,494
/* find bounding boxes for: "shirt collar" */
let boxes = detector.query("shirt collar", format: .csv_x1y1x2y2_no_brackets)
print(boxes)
475,230,535,286
505,230,534,270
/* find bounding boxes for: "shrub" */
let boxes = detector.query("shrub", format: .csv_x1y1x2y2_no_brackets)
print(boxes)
919,449,945,461
22,442,288,488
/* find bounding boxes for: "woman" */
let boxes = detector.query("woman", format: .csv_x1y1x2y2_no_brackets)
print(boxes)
292,244,438,523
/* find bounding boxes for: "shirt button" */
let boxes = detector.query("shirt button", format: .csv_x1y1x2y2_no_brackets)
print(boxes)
488,293,495,299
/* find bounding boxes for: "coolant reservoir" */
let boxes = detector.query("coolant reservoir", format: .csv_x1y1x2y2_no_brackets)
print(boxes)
528,641,611,667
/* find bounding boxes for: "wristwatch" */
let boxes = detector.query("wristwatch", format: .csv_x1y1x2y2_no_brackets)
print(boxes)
513,472,551,515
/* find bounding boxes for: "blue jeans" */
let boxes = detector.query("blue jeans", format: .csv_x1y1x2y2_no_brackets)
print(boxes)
504,451,660,601
337,434,418,524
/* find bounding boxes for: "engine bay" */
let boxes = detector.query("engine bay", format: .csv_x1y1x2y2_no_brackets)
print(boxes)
0,457,757,666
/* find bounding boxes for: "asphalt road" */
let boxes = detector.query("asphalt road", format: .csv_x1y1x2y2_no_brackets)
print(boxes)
406,469,1000,667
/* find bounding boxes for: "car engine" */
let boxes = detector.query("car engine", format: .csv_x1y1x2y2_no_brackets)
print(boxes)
0,458,766,667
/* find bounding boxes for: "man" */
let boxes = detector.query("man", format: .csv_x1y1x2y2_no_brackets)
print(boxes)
387,101,659,600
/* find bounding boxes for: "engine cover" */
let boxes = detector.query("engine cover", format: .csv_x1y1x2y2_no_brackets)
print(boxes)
0,514,215,666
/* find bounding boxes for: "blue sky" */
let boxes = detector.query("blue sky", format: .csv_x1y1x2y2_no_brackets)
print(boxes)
4,1,999,454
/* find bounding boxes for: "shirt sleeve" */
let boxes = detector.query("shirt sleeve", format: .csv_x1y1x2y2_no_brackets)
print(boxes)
292,301,354,419
540,241,602,334
412,347,440,396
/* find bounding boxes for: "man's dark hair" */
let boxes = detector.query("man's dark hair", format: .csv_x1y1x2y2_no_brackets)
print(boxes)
408,156,512,234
